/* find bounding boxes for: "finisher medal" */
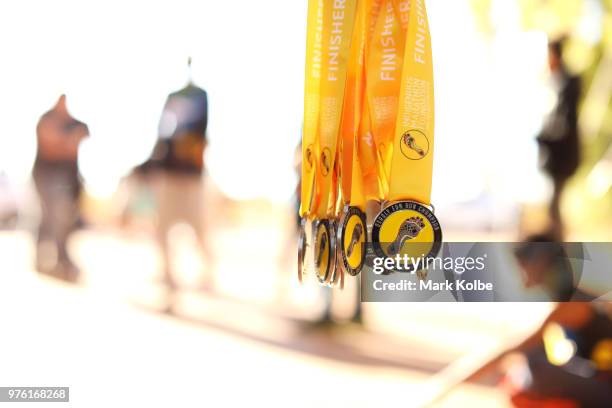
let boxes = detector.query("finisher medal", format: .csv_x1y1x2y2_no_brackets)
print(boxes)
304,0,357,286
336,0,370,278
300,0,441,284
372,0,442,277
372,201,442,274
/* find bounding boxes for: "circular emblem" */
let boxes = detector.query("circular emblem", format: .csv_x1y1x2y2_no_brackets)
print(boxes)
372,201,442,274
313,219,336,285
297,218,308,283
337,206,367,276
400,130,430,160
320,148,332,176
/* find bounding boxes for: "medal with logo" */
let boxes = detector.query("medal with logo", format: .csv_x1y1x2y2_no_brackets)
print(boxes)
371,0,442,278
301,0,358,285
336,0,370,277
298,0,325,281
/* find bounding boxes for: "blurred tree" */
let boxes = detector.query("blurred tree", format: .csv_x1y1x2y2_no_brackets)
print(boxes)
470,0,494,37
469,0,612,235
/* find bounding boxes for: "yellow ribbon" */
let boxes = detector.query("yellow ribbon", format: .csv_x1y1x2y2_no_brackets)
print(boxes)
300,0,325,217
338,0,369,211
313,0,358,219
388,0,435,205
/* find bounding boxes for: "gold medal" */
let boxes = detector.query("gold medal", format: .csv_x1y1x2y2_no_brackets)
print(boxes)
372,201,441,275
371,0,441,280
333,1,371,279
313,219,337,285
299,0,441,284
337,206,367,276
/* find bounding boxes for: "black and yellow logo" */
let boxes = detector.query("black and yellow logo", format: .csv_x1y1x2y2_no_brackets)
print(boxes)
337,206,367,276
400,130,429,160
320,148,332,176
313,220,336,284
372,201,442,273
305,145,315,171
387,217,426,255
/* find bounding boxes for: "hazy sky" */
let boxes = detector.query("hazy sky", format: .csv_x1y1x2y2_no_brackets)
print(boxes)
0,0,558,205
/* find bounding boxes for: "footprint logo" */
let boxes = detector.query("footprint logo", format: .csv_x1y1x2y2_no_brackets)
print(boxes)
321,148,332,176
404,133,425,157
400,130,429,160
387,217,426,255
346,223,364,258
305,145,314,170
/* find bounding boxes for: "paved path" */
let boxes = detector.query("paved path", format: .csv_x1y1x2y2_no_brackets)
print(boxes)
0,230,538,407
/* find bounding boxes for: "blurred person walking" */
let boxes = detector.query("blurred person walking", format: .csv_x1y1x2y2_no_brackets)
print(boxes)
143,58,211,297
33,94,89,282
537,38,582,240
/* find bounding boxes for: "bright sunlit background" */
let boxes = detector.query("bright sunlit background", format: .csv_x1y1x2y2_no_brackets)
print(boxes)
1,0,610,236
0,0,305,202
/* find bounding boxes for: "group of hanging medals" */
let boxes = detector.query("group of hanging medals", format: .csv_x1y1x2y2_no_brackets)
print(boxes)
299,0,442,287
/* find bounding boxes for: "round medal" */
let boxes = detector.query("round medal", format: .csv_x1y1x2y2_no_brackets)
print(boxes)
371,201,442,274
313,219,336,285
337,206,367,276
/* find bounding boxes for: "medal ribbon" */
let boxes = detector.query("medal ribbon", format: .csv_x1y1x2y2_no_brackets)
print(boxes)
355,0,386,202
338,0,368,210
388,0,435,205
313,0,358,219
365,0,408,195
300,0,325,217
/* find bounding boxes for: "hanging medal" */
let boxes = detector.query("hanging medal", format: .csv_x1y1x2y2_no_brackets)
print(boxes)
337,152,368,276
298,0,326,282
304,0,358,285
301,0,440,283
302,0,357,284
371,0,442,278
337,0,370,277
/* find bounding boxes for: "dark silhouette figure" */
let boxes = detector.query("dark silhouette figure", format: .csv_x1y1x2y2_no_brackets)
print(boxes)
140,59,210,297
33,94,89,282
537,38,581,240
